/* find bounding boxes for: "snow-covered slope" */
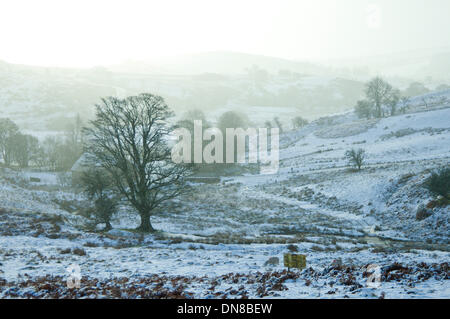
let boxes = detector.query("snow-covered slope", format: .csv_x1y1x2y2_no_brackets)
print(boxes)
0,93,448,299
235,105,450,243
281,106,450,168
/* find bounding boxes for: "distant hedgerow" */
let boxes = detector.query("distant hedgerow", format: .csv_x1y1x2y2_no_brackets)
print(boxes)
425,167,450,199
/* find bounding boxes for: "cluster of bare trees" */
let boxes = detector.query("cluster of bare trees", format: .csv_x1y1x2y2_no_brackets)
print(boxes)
355,77,450,119
354,77,404,119
0,116,83,170
40,134,83,171
0,118,38,168
1,94,189,233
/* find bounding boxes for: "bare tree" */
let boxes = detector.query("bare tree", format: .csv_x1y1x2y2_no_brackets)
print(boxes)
81,168,117,231
0,118,19,166
273,117,283,134
66,114,84,152
422,97,430,109
387,89,401,116
354,100,372,119
399,96,411,114
218,111,249,133
41,136,63,171
345,148,366,171
40,135,79,171
11,133,39,168
365,77,395,118
84,93,189,232
292,116,309,130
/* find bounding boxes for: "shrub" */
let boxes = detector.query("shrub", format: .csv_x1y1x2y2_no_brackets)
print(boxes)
84,242,99,248
416,206,432,221
425,168,450,199
264,257,279,266
310,245,324,252
72,248,87,256
60,248,72,254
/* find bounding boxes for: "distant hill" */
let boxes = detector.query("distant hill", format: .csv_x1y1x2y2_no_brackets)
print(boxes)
323,48,450,81
107,51,332,75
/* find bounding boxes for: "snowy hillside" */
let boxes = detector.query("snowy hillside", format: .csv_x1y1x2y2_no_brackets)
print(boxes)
0,101,448,298
236,103,450,243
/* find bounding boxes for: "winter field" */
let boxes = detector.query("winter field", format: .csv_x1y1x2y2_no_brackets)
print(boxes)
0,91,448,299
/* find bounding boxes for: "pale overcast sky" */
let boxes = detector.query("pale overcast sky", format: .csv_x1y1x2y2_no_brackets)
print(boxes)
0,0,449,67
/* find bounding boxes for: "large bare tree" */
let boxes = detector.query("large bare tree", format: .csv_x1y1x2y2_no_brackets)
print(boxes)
365,77,396,118
85,93,189,232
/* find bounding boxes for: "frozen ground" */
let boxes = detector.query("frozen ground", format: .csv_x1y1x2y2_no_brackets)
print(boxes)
0,234,448,298
0,101,449,299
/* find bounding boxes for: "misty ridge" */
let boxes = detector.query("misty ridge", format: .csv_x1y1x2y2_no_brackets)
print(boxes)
1,49,449,135
1,50,449,177
0,0,449,301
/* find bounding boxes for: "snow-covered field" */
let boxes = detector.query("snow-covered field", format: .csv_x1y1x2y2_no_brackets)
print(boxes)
0,97,449,299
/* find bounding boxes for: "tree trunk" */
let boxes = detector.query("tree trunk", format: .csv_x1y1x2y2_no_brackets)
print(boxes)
105,221,112,231
4,154,11,167
137,213,155,232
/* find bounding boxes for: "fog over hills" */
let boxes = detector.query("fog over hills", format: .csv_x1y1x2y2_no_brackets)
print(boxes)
2,49,450,138
322,47,450,81
106,49,450,82
107,51,332,76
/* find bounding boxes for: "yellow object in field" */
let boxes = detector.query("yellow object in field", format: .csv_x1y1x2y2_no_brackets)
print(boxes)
283,253,306,270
